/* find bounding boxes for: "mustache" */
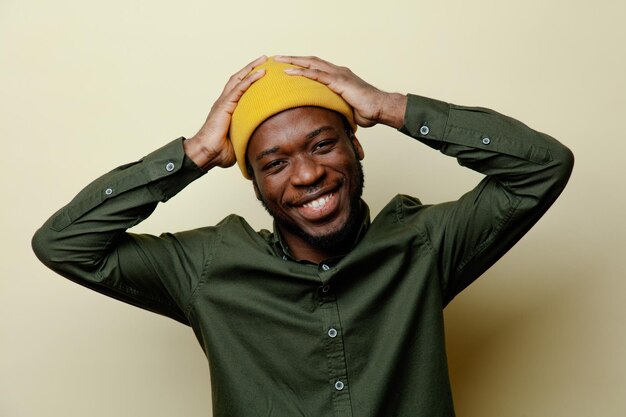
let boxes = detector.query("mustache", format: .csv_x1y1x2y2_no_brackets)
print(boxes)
288,180,344,206
297,185,324,197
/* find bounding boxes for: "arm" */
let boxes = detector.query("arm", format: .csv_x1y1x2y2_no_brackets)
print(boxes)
399,94,574,303
276,56,574,303
31,56,268,324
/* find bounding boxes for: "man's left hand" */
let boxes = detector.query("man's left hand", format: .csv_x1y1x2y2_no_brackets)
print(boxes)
274,55,406,129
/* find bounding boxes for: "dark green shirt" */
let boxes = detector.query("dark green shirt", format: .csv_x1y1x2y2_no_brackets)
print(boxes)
32,94,574,417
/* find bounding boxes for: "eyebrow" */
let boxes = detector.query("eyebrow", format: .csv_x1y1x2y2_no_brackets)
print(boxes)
255,126,337,162
306,126,334,140
255,146,280,161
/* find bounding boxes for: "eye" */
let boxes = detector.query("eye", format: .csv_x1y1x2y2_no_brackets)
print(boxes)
313,139,337,153
263,159,286,173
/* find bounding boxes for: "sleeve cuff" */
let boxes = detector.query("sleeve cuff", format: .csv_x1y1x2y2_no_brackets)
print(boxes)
399,94,451,150
144,137,207,202
399,95,553,164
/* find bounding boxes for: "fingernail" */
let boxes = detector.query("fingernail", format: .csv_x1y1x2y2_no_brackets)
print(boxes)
284,68,297,73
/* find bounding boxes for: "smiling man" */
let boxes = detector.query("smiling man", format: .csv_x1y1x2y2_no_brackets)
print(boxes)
33,55,574,417
247,106,365,262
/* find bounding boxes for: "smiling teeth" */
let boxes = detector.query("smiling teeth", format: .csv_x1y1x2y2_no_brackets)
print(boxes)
303,194,332,209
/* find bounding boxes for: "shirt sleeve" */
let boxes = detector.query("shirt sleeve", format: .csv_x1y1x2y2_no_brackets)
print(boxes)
32,138,208,324
399,94,574,305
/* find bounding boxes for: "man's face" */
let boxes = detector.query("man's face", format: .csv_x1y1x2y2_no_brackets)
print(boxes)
246,107,365,254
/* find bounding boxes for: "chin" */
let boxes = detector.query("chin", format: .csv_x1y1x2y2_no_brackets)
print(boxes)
260,158,365,253
285,203,363,252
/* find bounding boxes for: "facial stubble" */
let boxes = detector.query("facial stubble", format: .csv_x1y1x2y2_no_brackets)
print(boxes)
256,155,365,255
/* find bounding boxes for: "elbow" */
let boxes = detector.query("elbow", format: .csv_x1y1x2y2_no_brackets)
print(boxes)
31,225,75,272
31,226,56,269
551,143,575,191
31,226,90,278
32,216,110,278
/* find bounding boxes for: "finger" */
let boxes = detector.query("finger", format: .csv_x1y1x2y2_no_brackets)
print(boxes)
240,67,266,90
223,55,268,93
234,55,268,79
224,69,266,108
283,67,332,85
284,67,353,98
274,55,337,72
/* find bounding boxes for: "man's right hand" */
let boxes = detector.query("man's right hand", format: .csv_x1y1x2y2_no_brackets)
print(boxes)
184,55,268,170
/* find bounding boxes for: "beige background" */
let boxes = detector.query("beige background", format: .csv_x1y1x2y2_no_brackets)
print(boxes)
2,0,625,416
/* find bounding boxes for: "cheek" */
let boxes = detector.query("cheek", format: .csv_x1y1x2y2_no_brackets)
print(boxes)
334,151,360,174
255,180,283,206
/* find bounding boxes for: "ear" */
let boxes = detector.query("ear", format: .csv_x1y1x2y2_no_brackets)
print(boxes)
350,135,365,161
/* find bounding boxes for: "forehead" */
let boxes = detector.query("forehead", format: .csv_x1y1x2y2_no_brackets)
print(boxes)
247,107,345,158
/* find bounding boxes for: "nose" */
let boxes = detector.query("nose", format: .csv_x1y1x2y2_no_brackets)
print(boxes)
291,155,325,186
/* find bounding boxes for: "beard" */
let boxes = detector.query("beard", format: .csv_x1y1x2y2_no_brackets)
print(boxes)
259,158,365,254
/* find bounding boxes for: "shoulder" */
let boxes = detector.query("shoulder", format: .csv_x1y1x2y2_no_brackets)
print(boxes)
157,214,274,263
172,214,266,239
372,193,456,240
376,194,431,224
210,214,274,251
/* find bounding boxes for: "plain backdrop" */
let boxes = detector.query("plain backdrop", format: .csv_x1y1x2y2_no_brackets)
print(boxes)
2,0,625,416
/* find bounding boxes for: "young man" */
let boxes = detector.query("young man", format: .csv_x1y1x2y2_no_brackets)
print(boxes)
32,55,574,416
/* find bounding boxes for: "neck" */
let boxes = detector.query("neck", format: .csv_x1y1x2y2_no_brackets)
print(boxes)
283,235,348,264
281,231,350,264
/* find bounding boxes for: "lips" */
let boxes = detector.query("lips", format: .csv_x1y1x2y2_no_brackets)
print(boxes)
290,182,340,207
294,191,340,222
301,193,333,209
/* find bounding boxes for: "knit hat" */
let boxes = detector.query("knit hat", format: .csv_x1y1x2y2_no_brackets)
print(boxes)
229,56,357,179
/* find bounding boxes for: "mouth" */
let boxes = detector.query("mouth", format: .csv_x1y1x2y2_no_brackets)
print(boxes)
292,190,340,222
301,193,333,209
290,182,340,207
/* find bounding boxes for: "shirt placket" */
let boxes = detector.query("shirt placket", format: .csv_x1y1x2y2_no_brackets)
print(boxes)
317,263,353,417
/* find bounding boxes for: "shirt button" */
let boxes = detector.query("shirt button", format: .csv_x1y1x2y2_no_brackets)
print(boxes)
419,125,430,135
321,263,330,271
165,162,175,172
104,188,113,196
334,380,345,391
328,328,338,338
482,137,491,145
321,285,331,293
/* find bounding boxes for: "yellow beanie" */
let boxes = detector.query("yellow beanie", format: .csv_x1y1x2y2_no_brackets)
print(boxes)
229,56,357,179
